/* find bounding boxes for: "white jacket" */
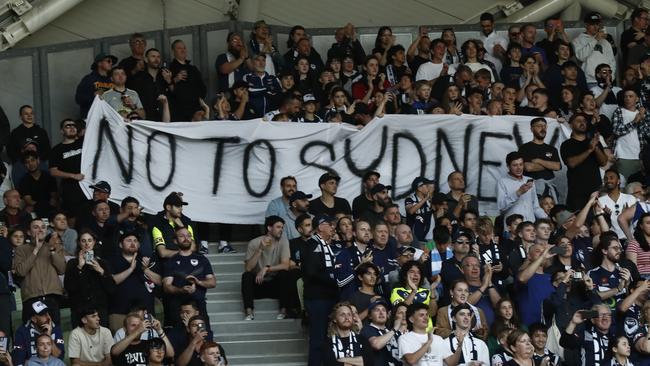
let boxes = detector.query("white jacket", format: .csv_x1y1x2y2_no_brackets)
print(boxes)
572,32,616,84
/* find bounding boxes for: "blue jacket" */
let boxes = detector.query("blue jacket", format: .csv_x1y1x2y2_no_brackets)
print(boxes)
242,72,281,118
75,70,113,118
13,322,65,366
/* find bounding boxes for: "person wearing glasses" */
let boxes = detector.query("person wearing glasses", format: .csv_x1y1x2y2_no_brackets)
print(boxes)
48,119,84,226
560,306,613,366
439,231,473,305
588,232,635,311
75,53,117,118
118,33,147,78
598,169,637,241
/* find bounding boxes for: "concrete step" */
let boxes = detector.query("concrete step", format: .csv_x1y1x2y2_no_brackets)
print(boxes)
227,353,307,365
208,309,286,322
211,319,302,336
213,272,241,283
207,296,279,313
212,260,244,274
206,251,246,262
216,330,304,342
219,337,308,355
212,278,240,293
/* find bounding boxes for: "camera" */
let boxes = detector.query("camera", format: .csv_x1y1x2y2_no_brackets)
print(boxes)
572,272,583,281
84,250,94,263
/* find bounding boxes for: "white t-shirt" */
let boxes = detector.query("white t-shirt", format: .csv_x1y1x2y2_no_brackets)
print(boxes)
398,331,446,366
598,192,637,239
416,62,444,82
615,108,641,160
68,326,114,363
440,334,490,366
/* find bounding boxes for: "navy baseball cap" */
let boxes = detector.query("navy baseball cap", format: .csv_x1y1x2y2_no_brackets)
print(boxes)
370,183,392,195
318,173,341,185
313,214,336,226
289,191,313,204
89,180,111,194
411,177,435,191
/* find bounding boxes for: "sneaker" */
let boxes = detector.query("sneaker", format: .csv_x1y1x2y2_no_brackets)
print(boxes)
244,313,254,321
199,241,209,255
276,313,287,320
218,243,236,253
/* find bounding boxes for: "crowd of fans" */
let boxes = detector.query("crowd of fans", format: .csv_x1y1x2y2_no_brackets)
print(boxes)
2,8,650,366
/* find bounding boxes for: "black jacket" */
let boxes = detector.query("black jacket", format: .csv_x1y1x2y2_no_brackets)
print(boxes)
301,235,339,300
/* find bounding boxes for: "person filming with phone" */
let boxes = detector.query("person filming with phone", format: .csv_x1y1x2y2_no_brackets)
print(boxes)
560,305,613,366
12,219,66,325
64,230,115,328
497,152,548,229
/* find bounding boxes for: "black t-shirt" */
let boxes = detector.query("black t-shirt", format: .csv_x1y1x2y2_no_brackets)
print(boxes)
109,253,159,315
409,55,429,75
519,141,561,180
560,137,603,210
163,253,214,302
49,139,83,188
308,197,352,217
17,172,57,205
584,114,613,139
114,340,149,366
289,237,307,267
352,194,373,219
360,324,401,366
621,27,639,66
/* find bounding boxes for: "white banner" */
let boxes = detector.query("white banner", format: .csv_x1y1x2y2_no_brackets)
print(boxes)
80,98,570,224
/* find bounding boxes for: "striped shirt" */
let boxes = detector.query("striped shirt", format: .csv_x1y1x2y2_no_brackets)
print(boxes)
626,239,650,275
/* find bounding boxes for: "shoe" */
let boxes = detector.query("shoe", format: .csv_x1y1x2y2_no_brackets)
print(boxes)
244,313,254,321
199,241,209,254
218,243,236,253
276,313,287,320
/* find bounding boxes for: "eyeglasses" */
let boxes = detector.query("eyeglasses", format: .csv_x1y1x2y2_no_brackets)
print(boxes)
597,313,612,319
615,204,620,216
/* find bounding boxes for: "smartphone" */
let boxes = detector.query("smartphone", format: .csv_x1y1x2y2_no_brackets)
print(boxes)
363,248,373,257
0,336,6,351
42,218,49,227
526,179,534,183
0,221,5,229
197,322,206,332
579,310,600,319
572,272,584,280
84,250,94,263
162,61,168,69
549,246,567,256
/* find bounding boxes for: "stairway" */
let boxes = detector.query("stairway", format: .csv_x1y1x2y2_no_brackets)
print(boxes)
206,241,308,365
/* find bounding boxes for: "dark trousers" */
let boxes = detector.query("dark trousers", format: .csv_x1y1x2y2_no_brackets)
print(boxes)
241,270,297,310
23,295,61,325
0,293,11,335
305,298,336,366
